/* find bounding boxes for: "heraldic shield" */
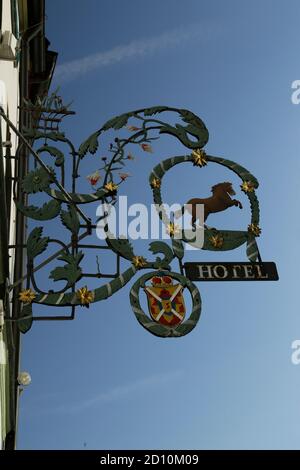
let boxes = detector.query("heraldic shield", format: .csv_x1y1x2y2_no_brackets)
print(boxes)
144,275,186,327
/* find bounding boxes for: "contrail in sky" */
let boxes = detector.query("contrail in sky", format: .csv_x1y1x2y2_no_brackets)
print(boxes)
26,370,183,415
63,369,183,413
54,21,221,83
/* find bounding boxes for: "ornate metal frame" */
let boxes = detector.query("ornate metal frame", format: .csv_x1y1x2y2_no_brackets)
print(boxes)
0,92,262,337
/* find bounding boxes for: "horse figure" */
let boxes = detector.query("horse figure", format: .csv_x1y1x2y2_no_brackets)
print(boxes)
175,182,243,227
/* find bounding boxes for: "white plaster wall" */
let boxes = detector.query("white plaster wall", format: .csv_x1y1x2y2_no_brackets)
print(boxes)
0,0,20,449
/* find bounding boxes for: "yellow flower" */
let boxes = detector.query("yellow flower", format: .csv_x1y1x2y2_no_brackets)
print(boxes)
248,223,261,236
150,178,161,189
209,234,224,248
19,289,36,304
166,222,181,237
104,182,118,193
76,286,94,306
132,256,147,269
192,149,207,167
241,181,255,193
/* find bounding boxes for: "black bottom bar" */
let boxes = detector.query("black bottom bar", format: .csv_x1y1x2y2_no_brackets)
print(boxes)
0,450,298,465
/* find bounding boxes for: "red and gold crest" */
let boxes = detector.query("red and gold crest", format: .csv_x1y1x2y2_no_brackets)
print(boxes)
144,275,186,327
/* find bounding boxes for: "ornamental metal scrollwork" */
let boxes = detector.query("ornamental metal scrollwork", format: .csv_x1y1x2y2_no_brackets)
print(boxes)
130,271,201,338
149,152,260,260
3,92,263,336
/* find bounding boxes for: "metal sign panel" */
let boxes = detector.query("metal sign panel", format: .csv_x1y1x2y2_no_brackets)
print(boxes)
184,262,279,282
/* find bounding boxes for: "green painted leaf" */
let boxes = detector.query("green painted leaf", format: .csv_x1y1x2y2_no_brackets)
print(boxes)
15,200,61,221
102,114,129,131
156,108,209,149
37,145,64,166
106,234,135,260
27,227,49,260
149,241,174,266
60,206,80,234
78,131,99,158
248,192,260,224
143,106,169,116
18,304,33,334
49,251,83,287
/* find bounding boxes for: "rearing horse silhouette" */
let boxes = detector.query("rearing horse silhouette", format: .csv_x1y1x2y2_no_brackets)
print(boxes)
175,182,243,227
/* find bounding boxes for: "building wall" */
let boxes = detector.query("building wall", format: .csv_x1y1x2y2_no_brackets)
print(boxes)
0,0,20,450
0,0,56,449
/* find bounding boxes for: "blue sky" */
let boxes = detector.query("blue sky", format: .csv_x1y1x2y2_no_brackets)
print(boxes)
17,0,300,449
